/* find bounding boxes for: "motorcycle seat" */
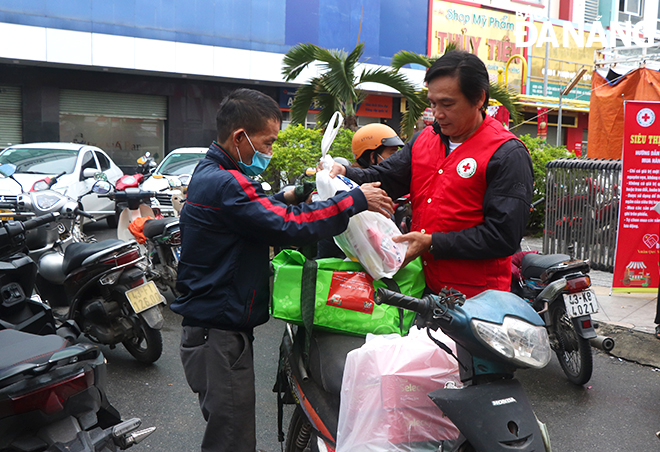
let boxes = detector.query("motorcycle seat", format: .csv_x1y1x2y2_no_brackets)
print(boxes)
62,239,129,275
521,253,571,279
0,329,68,377
143,218,179,240
308,331,365,396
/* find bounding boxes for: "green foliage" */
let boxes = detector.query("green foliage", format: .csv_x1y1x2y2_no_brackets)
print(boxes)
282,43,426,137
260,124,354,192
518,134,577,233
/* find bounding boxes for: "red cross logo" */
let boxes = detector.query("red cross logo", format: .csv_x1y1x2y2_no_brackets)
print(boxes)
637,108,655,127
457,158,477,178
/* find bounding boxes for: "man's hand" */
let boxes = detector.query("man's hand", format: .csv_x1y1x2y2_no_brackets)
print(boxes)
393,231,433,267
282,188,297,204
360,182,394,217
316,161,347,178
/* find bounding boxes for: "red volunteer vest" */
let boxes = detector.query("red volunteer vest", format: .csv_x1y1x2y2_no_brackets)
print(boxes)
410,115,519,297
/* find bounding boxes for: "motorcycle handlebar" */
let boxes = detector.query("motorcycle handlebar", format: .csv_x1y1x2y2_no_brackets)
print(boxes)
76,208,94,219
375,288,430,317
22,212,60,231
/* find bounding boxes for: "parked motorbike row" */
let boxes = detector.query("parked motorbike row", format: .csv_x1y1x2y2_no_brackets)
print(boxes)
0,153,187,451
0,212,156,451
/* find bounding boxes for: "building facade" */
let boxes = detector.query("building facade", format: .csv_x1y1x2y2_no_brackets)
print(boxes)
0,0,427,168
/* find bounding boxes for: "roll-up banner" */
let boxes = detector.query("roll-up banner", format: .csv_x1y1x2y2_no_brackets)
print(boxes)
612,101,660,292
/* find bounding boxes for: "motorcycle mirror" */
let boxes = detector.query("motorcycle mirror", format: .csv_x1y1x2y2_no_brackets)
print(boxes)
92,180,113,194
82,168,99,180
0,163,17,178
178,174,192,186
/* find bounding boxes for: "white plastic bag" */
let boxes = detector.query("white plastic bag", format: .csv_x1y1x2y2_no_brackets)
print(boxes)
334,211,406,279
336,328,461,452
315,111,408,280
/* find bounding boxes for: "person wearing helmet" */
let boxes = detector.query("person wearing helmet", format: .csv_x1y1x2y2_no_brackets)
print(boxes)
352,123,404,168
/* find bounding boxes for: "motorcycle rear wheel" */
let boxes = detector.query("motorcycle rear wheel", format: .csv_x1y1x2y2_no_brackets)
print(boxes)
285,406,313,452
122,318,163,364
551,304,593,385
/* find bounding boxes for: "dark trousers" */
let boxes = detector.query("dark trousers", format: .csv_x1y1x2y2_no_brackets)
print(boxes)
180,326,256,452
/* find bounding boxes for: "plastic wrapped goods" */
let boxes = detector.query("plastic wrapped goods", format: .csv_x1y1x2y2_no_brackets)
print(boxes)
336,328,461,452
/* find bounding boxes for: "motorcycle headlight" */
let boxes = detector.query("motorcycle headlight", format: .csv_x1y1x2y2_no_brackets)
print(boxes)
34,192,62,210
471,316,552,369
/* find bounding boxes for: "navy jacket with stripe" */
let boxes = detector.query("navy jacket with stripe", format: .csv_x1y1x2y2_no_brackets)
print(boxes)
170,142,368,332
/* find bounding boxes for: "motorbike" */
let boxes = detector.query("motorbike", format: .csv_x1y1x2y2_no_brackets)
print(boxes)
276,287,553,452
95,181,181,295
0,214,156,451
511,249,614,385
0,166,166,364
115,152,186,218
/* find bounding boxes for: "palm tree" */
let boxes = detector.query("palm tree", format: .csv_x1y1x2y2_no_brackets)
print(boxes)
282,43,427,137
390,50,522,127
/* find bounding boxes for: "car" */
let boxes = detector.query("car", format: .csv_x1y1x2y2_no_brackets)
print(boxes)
141,147,207,191
0,142,124,225
141,147,207,216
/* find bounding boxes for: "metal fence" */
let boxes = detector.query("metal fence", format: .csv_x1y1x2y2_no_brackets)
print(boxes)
543,159,621,272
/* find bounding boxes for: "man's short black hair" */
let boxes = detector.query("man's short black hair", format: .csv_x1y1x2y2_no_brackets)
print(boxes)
424,51,490,110
216,89,283,142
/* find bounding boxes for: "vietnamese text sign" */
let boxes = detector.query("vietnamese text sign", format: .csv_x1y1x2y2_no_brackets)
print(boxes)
428,0,522,91
613,101,660,293
356,95,392,118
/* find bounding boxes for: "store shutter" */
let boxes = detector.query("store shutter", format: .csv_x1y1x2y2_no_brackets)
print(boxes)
0,86,22,148
60,90,167,119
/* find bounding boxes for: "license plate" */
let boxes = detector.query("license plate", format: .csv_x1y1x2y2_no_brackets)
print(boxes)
126,280,163,314
0,210,14,221
563,289,599,318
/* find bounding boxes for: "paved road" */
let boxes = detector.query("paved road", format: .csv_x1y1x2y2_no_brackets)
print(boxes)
87,223,660,451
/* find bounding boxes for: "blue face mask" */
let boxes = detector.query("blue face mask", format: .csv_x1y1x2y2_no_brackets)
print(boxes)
237,131,272,177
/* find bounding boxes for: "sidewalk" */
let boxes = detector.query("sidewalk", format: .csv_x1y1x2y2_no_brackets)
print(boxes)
522,237,660,368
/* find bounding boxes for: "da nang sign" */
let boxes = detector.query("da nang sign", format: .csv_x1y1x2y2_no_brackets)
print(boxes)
429,1,523,92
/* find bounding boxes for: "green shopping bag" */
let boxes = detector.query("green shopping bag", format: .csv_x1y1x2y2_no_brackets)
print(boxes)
271,249,426,337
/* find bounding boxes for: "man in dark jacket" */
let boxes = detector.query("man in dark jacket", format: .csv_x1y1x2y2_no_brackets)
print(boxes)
327,51,533,298
170,88,394,452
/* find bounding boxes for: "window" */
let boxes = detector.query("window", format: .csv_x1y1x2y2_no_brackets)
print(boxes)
95,151,111,171
619,0,642,16
80,151,98,172
0,148,78,174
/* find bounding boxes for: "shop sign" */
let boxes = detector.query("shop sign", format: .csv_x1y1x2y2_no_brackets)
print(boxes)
356,95,392,118
613,101,660,293
279,87,320,111
429,0,523,92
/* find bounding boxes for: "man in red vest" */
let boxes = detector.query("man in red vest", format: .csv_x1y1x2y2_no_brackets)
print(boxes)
329,51,533,298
